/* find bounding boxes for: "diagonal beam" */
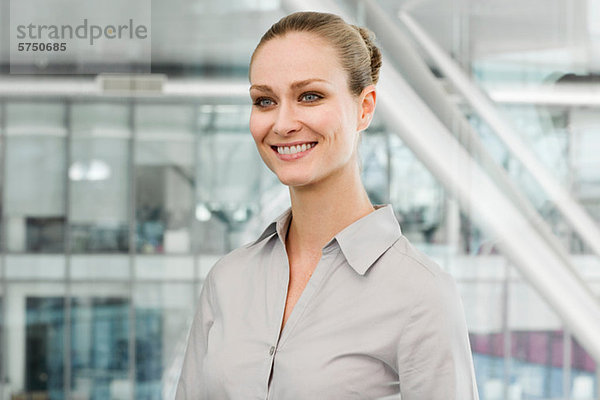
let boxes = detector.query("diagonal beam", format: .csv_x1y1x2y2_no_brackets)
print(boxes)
399,10,600,258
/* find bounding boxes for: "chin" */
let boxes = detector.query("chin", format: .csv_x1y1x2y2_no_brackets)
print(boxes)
275,172,316,188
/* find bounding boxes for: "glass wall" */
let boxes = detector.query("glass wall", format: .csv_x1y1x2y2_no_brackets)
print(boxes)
70,103,131,254
0,98,261,400
4,103,67,254
0,0,599,399
0,94,597,399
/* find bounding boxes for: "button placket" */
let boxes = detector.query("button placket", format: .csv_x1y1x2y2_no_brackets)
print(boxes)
266,241,289,397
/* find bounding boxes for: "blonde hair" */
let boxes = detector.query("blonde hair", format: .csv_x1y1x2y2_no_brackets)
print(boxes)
250,11,382,96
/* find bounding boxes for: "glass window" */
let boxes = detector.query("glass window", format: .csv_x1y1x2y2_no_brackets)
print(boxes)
134,283,195,399
134,104,195,254
388,134,444,246
196,114,265,252
5,103,67,253
0,294,4,390
25,297,66,399
570,337,598,400
0,107,4,251
70,296,130,400
459,282,507,399
360,131,389,205
508,281,564,399
70,103,131,253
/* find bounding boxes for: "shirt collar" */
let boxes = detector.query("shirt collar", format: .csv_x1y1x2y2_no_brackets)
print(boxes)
251,204,402,276
332,204,402,275
251,207,292,245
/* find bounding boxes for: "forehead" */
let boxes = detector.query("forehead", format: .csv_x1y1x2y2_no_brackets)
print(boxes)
250,32,346,87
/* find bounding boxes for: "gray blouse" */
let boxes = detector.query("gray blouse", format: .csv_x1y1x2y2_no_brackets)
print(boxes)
176,204,479,399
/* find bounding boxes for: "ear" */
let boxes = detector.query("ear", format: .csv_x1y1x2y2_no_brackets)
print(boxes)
357,85,376,132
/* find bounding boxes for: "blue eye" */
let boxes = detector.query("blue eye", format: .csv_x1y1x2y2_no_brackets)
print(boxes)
301,93,322,102
254,98,275,107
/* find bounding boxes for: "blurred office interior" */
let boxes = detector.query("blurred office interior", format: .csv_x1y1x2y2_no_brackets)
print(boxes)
0,0,599,399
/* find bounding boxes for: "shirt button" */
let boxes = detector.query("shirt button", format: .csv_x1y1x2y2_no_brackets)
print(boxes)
269,346,275,356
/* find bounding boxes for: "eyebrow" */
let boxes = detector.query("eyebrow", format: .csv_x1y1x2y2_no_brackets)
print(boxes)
249,78,331,93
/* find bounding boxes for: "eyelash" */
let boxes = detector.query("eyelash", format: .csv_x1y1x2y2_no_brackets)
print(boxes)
299,92,323,102
253,97,274,107
252,92,324,108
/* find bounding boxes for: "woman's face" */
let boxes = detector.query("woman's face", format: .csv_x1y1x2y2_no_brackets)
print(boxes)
249,31,375,188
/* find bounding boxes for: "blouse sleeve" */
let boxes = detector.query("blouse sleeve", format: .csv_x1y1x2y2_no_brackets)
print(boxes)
396,271,479,399
175,273,215,400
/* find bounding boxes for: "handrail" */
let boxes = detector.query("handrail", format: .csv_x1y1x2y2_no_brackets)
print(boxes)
398,11,600,259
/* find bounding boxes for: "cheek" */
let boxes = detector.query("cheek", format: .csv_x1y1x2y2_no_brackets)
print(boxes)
300,107,337,137
249,111,269,143
306,106,355,148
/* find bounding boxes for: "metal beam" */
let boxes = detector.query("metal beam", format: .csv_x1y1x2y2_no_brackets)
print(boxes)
399,11,600,258
0,77,249,99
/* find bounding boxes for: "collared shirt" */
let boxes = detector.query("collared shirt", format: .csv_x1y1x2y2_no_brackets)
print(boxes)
176,204,479,400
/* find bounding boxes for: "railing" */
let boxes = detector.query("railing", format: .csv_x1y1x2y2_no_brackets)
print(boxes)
398,10,600,260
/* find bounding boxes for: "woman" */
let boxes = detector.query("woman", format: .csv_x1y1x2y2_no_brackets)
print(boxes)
177,11,479,400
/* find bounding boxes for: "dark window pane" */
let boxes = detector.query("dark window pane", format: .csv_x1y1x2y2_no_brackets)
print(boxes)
26,297,65,400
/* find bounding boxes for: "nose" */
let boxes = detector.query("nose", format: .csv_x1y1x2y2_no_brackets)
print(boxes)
273,101,301,136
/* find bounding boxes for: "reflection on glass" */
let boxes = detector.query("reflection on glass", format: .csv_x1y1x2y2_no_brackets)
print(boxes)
135,308,162,399
70,103,131,253
0,58,598,400
0,296,3,385
460,282,506,399
71,297,129,400
388,134,443,245
5,103,67,253
135,104,195,254
0,136,3,250
360,131,389,205
134,283,195,399
509,281,564,399
570,338,598,399
196,127,263,252
510,330,564,398
5,136,67,253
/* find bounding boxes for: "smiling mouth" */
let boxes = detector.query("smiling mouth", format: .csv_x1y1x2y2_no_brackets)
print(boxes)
271,142,318,155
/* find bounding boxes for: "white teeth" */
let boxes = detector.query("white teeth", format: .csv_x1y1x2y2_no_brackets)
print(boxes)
276,142,315,155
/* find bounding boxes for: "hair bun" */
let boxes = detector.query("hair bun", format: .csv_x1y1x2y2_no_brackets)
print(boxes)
356,26,382,85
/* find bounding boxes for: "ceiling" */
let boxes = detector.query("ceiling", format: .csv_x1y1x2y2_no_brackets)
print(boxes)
0,0,597,74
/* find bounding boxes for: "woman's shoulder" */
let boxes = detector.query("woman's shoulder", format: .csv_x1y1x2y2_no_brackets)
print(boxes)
376,236,466,323
381,235,459,296
389,236,444,276
204,233,277,283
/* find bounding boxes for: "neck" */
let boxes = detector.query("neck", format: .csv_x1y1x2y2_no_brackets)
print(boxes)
286,162,374,255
